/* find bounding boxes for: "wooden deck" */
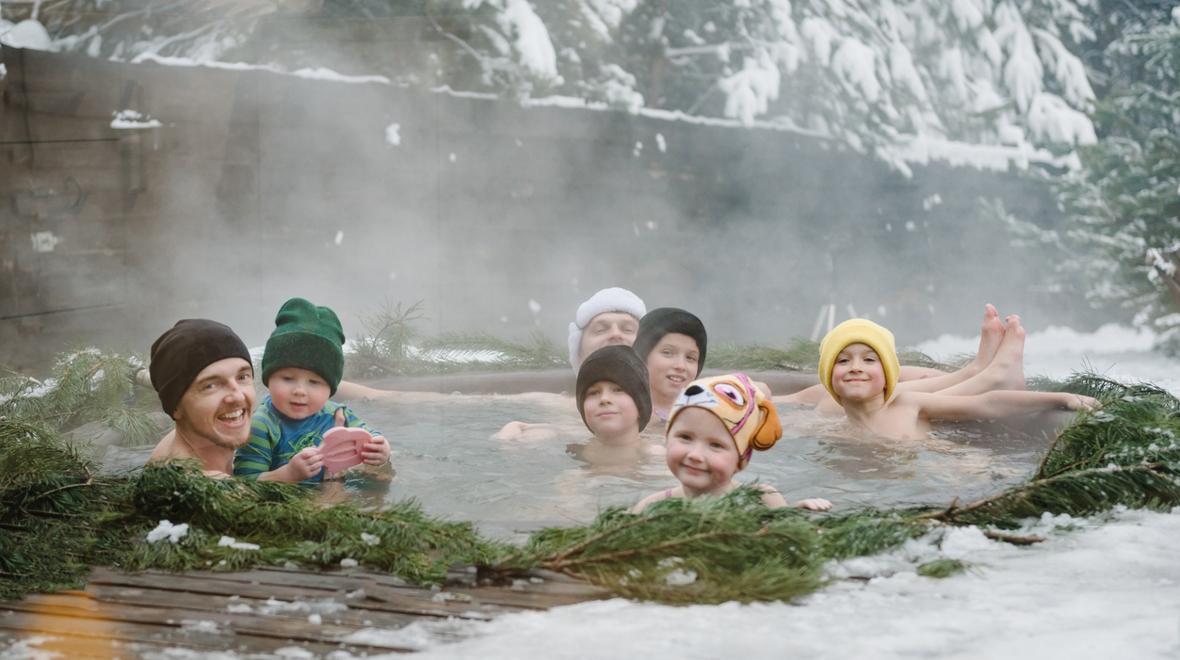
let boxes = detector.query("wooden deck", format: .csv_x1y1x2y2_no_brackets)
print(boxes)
0,566,608,657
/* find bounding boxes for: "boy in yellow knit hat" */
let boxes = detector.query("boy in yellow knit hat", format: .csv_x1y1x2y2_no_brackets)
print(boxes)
631,373,832,513
781,304,1025,414
817,318,1099,440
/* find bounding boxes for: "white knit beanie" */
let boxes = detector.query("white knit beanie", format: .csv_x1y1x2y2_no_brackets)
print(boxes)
567,287,647,370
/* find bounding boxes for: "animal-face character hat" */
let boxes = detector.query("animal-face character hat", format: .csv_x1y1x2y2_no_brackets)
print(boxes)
818,318,901,403
666,373,782,468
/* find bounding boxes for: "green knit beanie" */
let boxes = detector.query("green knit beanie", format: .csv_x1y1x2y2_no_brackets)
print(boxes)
261,297,345,394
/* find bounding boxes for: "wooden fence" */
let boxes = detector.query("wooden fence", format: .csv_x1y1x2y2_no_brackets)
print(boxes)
1,44,1067,370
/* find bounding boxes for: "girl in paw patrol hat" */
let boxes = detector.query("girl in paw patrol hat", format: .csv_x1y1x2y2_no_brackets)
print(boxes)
630,373,832,514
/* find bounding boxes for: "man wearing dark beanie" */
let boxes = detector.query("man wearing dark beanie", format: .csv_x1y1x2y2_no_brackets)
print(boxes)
147,319,256,477
632,307,708,423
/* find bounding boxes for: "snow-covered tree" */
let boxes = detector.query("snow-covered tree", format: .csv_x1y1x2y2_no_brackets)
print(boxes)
1055,12,1180,348
5,0,1103,164
421,0,1101,162
986,6,1180,349
0,0,275,62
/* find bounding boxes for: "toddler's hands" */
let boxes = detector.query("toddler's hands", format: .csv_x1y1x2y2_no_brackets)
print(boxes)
362,435,390,466
286,446,323,481
795,497,832,512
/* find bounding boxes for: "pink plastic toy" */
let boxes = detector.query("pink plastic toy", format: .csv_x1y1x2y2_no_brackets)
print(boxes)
320,427,370,477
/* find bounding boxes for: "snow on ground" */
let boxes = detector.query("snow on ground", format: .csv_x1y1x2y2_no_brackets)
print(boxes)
336,325,1180,660
326,508,1180,660
914,323,1180,394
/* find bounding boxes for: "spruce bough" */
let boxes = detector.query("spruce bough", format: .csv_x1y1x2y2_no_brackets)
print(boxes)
2,348,1177,604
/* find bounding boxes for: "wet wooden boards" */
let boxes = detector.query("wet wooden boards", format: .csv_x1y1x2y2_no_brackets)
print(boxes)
0,565,608,657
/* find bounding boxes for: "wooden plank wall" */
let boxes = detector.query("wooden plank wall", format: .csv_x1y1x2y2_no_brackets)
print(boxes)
0,37,1067,372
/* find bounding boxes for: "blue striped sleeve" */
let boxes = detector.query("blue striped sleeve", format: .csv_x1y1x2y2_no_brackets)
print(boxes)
234,407,280,477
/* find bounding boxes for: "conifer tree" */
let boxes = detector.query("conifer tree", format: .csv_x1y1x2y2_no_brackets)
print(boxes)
1000,8,1180,350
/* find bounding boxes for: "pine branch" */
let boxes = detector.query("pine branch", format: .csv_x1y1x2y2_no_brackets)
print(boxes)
5,351,1180,604
544,527,771,573
926,463,1169,524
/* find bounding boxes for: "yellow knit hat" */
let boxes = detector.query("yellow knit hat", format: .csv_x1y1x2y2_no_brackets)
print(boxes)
666,373,782,468
818,319,901,403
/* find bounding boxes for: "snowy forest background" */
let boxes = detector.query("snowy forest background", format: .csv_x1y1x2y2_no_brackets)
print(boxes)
2,0,1179,354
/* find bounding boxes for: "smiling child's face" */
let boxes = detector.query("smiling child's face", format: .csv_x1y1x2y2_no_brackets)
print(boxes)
645,333,700,402
582,379,641,437
267,367,331,420
664,407,740,495
831,343,887,402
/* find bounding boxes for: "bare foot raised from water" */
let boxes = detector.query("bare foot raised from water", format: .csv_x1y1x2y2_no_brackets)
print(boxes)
926,313,1026,397
988,314,1027,390
968,303,1005,372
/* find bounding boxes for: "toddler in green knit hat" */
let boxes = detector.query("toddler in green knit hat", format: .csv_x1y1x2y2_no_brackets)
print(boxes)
234,297,390,484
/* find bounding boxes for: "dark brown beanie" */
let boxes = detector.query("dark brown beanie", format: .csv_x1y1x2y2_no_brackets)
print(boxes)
576,345,652,432
632,307,707,377
150,319,252,416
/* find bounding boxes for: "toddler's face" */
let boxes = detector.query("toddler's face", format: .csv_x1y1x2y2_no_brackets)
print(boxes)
831,343,887,402
646,333,700,403
267,367,330,420
665,407,740,495
583,380,641,436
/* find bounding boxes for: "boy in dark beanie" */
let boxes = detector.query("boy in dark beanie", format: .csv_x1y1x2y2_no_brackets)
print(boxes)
234,297,389,484
569,345,660,467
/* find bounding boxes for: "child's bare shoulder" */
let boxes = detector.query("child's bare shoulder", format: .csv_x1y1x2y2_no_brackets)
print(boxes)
753,483,789,508
888,389,931,408
631,487,681,514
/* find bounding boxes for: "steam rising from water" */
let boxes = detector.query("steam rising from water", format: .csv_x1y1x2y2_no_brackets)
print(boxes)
1,9,1094,366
